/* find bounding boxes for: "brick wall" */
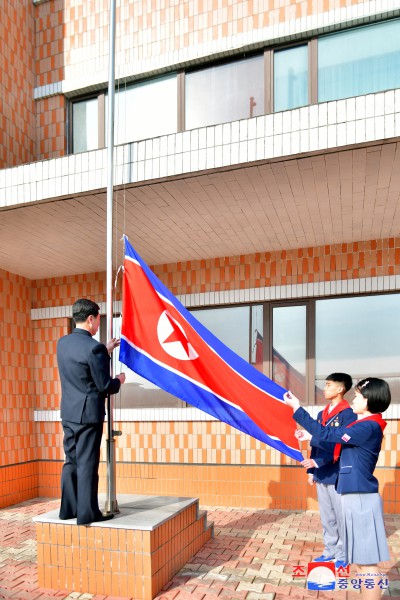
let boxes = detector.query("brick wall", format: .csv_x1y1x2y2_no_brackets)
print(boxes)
152,238,400,295
0,269,37,506
36,97,67,159
0,1,35,168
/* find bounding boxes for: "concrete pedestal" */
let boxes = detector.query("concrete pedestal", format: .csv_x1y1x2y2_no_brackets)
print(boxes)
34,494,213,599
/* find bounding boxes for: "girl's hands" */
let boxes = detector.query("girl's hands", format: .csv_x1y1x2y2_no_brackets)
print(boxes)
283,390,300,411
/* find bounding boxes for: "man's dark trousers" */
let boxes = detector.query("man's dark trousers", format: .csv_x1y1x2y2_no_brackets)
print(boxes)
59,420,104,525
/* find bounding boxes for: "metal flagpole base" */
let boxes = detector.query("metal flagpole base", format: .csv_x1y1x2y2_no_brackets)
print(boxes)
104,388,122,514
103,499,119,514
104,432,122,514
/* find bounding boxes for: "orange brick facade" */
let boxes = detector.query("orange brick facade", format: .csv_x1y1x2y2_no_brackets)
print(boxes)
0,1,35,168
152,238,400,295
31,237,400,307
1,238,399,512
0,269,37,505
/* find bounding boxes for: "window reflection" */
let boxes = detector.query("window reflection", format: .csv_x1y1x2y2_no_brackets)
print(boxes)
251,304,263,370
72,98,98,153
274,45,308,112
272,305,306,399
318,19,400,102
108,75,177,145
191,306,250,361
315,294,400,400
185,55,264,129
109,316,185,408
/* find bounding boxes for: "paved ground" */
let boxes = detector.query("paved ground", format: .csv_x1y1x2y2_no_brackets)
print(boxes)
1,498,400,600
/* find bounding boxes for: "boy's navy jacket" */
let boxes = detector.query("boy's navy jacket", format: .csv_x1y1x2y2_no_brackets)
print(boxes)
294,406,385,494
307,406,355,485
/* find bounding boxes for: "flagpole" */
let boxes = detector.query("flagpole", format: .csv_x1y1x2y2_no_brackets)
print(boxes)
104,0,118,515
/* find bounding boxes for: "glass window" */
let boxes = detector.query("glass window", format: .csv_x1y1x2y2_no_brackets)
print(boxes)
274,45,308,112
110,75,177,145
191,306,250,361
272,305,307,399
110,316,185,408
315,294,400,400
251,305,264,370
72,98,98,153
318,19,400,102
185,55,264,129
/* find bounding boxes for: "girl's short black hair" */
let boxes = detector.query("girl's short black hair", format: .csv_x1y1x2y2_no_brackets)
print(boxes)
355,377,391,413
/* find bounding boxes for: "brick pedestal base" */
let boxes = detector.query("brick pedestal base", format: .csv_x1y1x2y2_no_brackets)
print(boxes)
34,494,213,599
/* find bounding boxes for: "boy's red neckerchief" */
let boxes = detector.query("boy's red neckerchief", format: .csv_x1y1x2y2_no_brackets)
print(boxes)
321,399,351,425
320,399,351,462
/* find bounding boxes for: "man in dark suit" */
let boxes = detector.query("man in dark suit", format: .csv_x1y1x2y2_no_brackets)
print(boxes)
57,298,126,525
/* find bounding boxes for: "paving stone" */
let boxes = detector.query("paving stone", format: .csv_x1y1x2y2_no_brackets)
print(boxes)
236,581,265,593
1,499,400,599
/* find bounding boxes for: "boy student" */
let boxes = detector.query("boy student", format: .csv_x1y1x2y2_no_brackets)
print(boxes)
299,373,354,569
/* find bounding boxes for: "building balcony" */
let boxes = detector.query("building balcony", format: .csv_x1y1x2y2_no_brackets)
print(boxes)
1,89,400,281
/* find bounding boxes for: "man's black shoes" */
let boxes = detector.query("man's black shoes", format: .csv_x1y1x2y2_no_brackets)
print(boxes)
95,513,114,522
78,513,114,526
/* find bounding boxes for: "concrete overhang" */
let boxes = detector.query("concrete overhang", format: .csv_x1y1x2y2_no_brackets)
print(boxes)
1,91,400,279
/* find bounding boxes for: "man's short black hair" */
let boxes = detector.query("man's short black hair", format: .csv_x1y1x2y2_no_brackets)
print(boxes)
326,372,353,393
72,299,100,324
355,377,391,414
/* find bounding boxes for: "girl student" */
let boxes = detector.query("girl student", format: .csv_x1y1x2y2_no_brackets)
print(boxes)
284,378,391,600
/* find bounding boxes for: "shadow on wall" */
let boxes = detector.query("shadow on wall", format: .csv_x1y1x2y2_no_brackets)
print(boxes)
266,449,318,511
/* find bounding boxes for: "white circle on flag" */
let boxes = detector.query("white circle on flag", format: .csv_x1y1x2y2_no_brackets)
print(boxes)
157,310,199,361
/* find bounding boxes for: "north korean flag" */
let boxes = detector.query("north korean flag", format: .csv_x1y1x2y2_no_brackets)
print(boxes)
119,237,303,461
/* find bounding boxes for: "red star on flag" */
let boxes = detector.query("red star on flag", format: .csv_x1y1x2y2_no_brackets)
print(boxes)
162,312,191,357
